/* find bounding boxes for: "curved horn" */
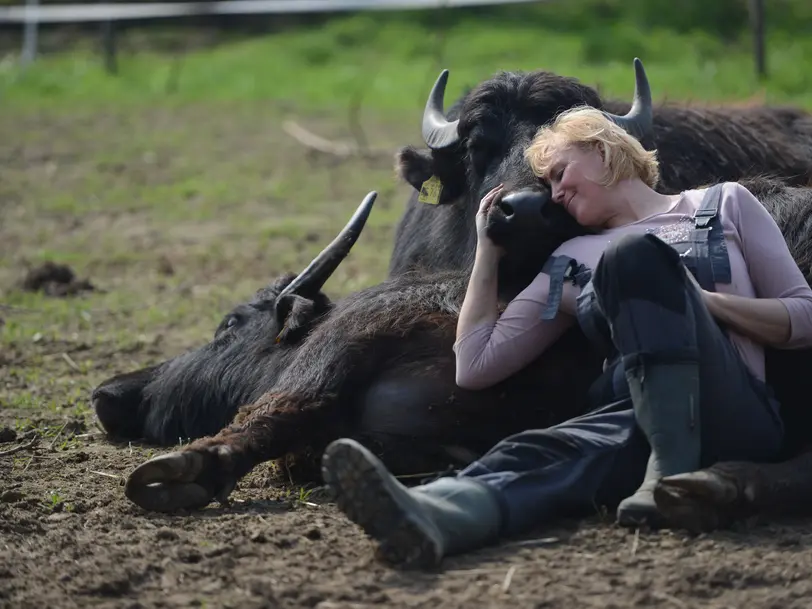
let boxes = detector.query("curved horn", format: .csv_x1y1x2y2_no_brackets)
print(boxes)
603,58,653,141
278,191,377,299
422,69,461,150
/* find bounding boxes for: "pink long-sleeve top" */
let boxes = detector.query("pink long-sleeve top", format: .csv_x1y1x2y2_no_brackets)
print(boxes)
454,182,812,390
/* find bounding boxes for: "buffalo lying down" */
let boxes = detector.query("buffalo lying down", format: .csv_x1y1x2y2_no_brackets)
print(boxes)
120,177,812,534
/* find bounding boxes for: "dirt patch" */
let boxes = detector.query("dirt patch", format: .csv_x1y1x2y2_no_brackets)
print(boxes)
3,102,812,609
4,424,812,609
20,262,96,297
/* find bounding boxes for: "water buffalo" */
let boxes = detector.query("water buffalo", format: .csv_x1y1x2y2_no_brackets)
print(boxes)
92,192,380,446
391,59,812,291
123,176,812,530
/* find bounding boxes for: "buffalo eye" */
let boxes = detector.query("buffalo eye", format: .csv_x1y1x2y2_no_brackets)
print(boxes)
214,314,242,338
467,138,499,174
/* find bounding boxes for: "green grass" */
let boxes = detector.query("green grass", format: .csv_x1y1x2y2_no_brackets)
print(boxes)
3,6,812,114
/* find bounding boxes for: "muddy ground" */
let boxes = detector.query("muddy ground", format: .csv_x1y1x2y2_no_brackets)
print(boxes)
4,99,812,609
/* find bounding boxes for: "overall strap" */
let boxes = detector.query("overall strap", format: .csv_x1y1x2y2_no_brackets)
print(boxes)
540,255,592,320
689,183,731,292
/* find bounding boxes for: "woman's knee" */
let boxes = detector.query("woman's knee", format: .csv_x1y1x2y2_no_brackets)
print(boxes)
593,233,687,316
598,233,681,278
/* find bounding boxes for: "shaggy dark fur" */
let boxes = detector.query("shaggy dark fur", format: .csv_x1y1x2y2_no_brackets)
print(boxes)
187,269,601,482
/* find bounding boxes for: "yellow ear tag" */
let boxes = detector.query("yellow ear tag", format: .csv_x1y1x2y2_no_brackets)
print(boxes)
418,175,443,205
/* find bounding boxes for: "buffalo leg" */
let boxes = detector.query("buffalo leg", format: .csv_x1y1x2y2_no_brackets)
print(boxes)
653,448,812,532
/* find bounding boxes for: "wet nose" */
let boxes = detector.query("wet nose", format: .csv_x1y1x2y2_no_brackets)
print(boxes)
91,366,159,440
496,189,546,223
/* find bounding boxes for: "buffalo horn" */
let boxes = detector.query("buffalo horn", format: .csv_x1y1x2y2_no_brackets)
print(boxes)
603,57,653,140
278,191,377,299
422,69,461,150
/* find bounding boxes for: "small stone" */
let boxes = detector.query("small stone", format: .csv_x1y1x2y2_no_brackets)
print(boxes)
155,528,179,541
0,427,16,443
304,527,322,541
250,531,267,543
0,490,24,503
47,512,73,522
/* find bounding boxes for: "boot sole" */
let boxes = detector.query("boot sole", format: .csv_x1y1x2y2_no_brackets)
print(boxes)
321,439,443,570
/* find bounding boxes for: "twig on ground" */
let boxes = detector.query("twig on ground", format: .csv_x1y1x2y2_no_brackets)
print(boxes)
652,592,688,608
501,566,516,592
88,470,122,480
0,438,39,457
61,352,82,373
282,120,391,159
48,422,70,450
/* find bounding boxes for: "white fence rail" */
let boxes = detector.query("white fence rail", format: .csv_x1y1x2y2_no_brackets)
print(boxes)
0,0,544,23
0,0,767,79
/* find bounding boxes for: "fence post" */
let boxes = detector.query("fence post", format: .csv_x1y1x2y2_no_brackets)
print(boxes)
100,20,118,75
20,0,39,66
749,0,766,79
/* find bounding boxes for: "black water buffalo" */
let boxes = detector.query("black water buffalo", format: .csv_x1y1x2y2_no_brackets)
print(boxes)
92,193,380,446
123,177,812,531
390,59,812,293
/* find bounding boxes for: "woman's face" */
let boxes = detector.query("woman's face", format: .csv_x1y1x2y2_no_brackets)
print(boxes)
547,144,612,228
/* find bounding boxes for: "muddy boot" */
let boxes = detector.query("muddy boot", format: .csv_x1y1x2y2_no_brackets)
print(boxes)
616,361,701,528
321,438,502,570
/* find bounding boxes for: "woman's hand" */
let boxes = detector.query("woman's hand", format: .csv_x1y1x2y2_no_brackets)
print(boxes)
684,265,791,346
683,266,714,308
476,184,506,255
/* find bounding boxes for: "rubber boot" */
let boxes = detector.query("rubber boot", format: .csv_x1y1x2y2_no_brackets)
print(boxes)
321,438,503,570
616,361,701,528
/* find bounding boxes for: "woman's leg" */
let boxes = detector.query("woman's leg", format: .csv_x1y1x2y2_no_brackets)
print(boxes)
321,394,651,569
589,232,784,526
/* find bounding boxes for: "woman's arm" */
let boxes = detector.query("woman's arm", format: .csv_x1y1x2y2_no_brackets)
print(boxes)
703,183,812,348
454,270,576,390
456,244,502,342
703,290,791,347
454,184,577,390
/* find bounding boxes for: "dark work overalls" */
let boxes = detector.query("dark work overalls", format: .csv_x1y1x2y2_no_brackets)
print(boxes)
456,184,786,535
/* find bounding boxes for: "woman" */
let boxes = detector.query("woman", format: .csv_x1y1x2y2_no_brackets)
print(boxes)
319,106,812,570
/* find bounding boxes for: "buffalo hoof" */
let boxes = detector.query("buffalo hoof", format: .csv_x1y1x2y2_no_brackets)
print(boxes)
653,466,750,533
125,449,237,512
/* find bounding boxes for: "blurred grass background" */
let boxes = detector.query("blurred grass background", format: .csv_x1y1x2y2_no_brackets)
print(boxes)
3,0,812,112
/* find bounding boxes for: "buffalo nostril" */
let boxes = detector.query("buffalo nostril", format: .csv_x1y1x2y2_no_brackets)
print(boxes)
92,386,146,440
497,201,515,218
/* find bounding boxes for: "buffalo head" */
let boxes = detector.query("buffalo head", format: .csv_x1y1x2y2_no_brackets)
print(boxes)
392,58,653,293
92,192,378,446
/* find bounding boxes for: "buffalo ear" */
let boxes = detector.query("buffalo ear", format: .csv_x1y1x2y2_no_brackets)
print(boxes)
396,146,467,204
395,146,434,192
274,293,327,344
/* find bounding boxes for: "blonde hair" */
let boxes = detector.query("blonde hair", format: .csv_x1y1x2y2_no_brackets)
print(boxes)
525,106,660,189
